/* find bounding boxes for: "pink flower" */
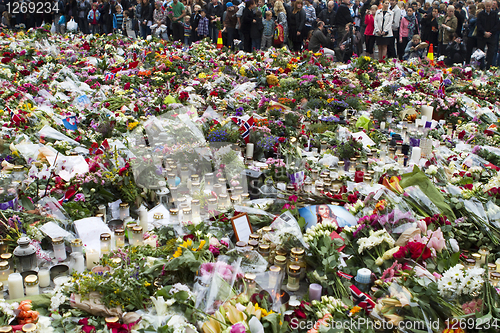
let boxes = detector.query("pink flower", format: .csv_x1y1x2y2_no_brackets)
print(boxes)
74,193,85,202
427,228,446,253
288,195,298,203
230,323,246,333
416,219,427,234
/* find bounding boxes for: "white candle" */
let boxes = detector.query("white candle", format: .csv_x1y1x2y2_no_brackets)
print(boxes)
144,237,157,248
8,273,24,300
421,116,427,124
86,249,100,270
246,143,254,159
421,105,434,120
411,147,421,163
38,269,51,288
138,206,149,232
380,122,386,130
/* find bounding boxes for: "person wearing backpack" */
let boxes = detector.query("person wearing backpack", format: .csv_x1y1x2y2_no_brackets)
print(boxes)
273,0,287,47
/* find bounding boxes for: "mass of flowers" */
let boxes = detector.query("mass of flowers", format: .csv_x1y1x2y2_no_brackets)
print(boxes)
0,28,500,333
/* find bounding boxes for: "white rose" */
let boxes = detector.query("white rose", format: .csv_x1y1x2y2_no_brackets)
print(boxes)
449,239,459,253
375,257,384,266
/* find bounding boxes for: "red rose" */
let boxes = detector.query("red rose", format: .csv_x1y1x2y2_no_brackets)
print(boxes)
393,245,408,259
407,242,432,261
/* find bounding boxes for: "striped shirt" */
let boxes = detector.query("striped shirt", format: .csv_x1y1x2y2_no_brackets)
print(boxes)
115,13,124,30
304,4,316,27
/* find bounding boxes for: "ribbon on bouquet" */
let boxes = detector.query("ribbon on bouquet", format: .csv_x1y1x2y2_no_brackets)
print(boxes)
337,271,353,280
348,285,376,314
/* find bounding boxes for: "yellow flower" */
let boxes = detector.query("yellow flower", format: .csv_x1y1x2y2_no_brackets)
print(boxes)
173,247,183,258
144,281,151,287
199,73,207,79
306,110,312,118
255,303,274,317
197,240,206,251
350,306,362,315
127,121,139,130
314,52,322,56
363,56,371,61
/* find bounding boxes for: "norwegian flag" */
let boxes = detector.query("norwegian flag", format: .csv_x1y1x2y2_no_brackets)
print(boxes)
90,139,110,155
104,72,116,81
337,271,353,280
231,117,243,126
349,285,375,314
239,117,254,143
438,79,446,96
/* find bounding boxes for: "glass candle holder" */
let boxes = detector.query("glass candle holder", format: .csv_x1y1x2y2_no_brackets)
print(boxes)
231,196,240,205
167,173,176,187
52,237,66,262
337,161,345,177
244,273,257,297
288,247,306,280
213,184,223,196
71,239,83,253
207,198,217,212
38,268,50,288
479,246,490,265
364,176,372,185
21,324,37,333
240,193,250,205
205,173,214,189
100,233,111,254
182,208,192,223
0,261,9,290
311,170,319,182
191,182,201,193
119,203,130,221
258,244,270,263
490,272,500,287
191,200,200,220
397,153,405,166
286,265,301,291
114,229,125,248
131,226,144,246
269,265,281,288
14,237,37,273
320,141,327,153
218,194,229,209
248,240,259,250
471,253,482,267
169,209,180,223
218,178,227,194
349,158,357,173
180,166,190,182
388,147,396,160
361,160,368,173
304,181,313,192
274,255,287,272
24,274,39,296
234,186,244,195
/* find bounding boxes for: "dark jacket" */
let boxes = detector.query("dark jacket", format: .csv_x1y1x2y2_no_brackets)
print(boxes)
240,7,254,34
421,14,438,45
444,40,466,66
318,8,336,27
333,3,352,28
224,8,237,28
66,0,78,17
308,28,331,52
250,16,264,39
476,9,500,38
289,9,305,35
141,1,153,22
206,1,224,21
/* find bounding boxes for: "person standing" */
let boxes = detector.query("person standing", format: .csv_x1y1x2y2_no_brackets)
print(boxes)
140,0,153,38
318,1,335,28
240,0,255,52
476,0,499,69
88,2,100,33
303,0,316,38
274,0,287,46
465,4,477,64
261,10,274,50
364,4,376,57
169,0,186,41
374,0,393,60
421,7,438,47
289,0,306,52
223,2,237,48
76,0,90,34
191,4,201,42
387,0,400,58
438,5,458,60
206,0,224,44
333,0,353,43
398,6,418,60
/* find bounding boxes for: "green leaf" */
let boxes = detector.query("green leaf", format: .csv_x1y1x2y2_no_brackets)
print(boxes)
20,196,34,211
297,216,306,229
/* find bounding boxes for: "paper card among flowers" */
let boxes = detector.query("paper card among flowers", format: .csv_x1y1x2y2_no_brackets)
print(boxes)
299,205,357,231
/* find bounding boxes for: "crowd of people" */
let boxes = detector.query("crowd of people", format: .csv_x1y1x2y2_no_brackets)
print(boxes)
0,0,499,67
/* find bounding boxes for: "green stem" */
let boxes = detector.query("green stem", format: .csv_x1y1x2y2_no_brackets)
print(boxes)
183,301,229,328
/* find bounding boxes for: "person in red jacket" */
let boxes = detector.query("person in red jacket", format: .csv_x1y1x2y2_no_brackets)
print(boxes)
364,5,377,58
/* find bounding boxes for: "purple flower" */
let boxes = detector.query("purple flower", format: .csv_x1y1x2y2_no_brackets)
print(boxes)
230,323,246,333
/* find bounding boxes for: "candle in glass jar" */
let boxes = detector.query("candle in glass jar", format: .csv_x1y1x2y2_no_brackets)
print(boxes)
100,233,111,254
479,247,490,265
86,249,100,270
38,268,50,288
24,275,39,296
119,203,130,221
52,237,66,262
246,143,254,159
8,273,24,299
309,283,322,301
138,206,148,232
269,266,281,287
